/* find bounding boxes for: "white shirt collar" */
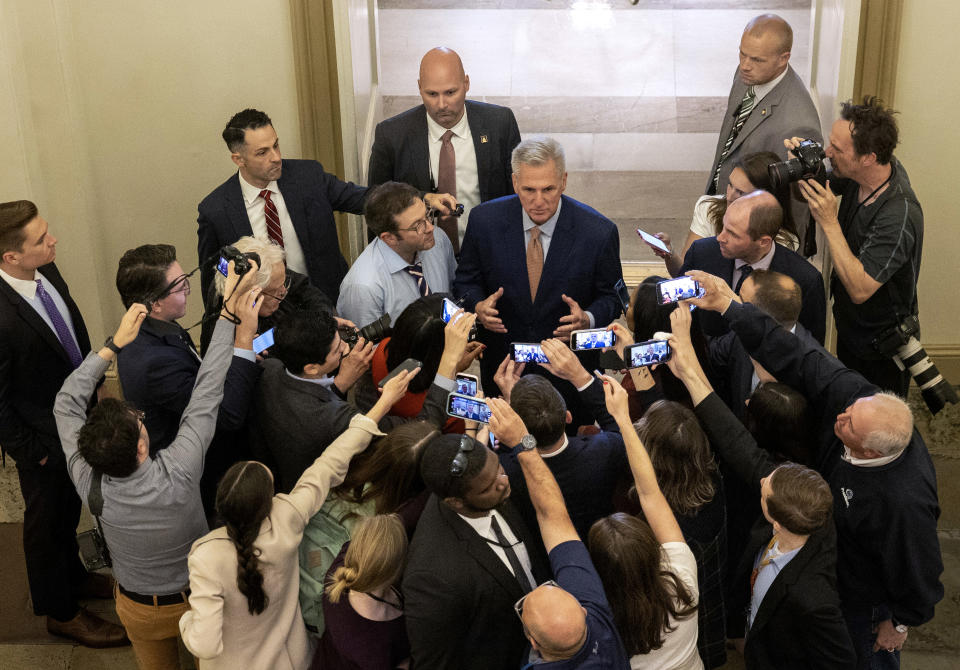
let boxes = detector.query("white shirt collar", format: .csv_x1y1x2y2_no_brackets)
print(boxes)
522,199,563,237
735,241,776,271
841,444,906,467
426,106,470,143
753,66,790,103
238,170,278,207
0,266,40,299
540,436,570,459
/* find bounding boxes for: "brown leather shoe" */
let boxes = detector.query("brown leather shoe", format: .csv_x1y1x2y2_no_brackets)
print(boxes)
47,608,129,648
76,572,116,600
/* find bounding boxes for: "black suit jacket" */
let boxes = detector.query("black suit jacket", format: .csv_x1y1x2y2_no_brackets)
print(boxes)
0,263,90,469
679,237,826,343
368,100,520,202
403,495,549,670
197,158,366,303
117,317,261,454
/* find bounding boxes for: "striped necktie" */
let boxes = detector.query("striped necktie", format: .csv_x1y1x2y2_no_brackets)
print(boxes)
404,262,431,297
712,86,756,192
259,189,284,247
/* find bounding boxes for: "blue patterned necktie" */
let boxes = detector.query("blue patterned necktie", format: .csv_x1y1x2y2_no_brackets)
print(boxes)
35,279,83,368
404,263,431,297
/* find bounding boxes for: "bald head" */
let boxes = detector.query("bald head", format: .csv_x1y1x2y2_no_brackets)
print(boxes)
744,14,793,53
738,14,792,86
740,269,801,329
522,584,587,661
418,48,470,129
718,191,781,262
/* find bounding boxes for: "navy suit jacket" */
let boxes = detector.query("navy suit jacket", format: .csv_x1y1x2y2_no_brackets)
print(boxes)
679,237,826,343
0,263,90,469
708,321,824,419
453,195,622,386
197,158,366,303
367,100,520,202
117,317,261,454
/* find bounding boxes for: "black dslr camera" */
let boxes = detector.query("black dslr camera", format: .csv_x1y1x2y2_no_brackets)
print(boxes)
873,315,958,415
768,140,827,189
339,313,392,349
216,245,261,277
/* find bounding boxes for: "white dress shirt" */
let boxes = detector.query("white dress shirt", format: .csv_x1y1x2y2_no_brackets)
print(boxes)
237,170,308,276
458,509,536,588
427,109,481,241
733,242,777,292
753,66,790,105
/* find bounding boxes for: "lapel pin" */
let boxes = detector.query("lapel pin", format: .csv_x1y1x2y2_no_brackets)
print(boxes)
761,109,767,115
480,135,489,143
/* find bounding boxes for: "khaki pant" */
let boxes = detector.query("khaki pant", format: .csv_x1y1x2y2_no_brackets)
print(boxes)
114,584,192,670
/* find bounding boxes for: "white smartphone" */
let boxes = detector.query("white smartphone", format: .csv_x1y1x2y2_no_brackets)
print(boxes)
445,392,492,424
570,328,616,351
636,228,670,254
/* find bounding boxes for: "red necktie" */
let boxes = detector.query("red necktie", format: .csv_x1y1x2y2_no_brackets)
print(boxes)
260,189,284,247
437,130,459,254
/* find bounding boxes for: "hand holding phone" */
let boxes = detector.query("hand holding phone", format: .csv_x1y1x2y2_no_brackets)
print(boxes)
637,228,671,255
656,276,704,305
446,393,492,424
570,328,616,351
379,358,422,387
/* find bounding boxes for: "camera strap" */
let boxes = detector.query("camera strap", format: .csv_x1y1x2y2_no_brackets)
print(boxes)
86,470,113,566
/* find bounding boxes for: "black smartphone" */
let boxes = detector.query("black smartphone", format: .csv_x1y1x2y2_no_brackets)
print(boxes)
624,339,672,368
455,373,479,396
446,392,492,424
378,357,421,387
655,276,703,305
614,278,631,315
511,342,549,364
217,256,230,277
252,328,275,354
570,328,616,351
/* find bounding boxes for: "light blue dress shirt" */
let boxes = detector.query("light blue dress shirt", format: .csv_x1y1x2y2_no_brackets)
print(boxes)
337,228,457,327
748,539,801,630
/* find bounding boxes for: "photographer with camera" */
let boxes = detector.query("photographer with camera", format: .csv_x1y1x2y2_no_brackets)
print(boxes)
787,97,924,398
337,181,457,328
250,299,477,493
54,261,261,668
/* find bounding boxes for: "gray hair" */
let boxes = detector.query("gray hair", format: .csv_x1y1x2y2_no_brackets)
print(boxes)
213,235,286,296
511,136,566,177
861,391,914,456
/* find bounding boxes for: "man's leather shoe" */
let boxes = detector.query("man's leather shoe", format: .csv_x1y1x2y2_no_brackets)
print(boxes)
47,608,129,648
76,572,116,600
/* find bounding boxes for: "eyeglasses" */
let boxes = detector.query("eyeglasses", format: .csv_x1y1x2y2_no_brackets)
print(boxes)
166,275,191,295
397,205,437,234
513,580,559,621
261,275,292,302
450,433,475,477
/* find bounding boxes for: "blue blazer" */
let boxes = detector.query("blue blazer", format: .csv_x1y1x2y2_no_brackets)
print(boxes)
679,236,826,343
197,159,367,303
453,195,623,384
367,100,520,202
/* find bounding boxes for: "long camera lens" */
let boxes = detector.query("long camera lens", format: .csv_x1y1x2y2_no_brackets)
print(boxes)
896,337,959,414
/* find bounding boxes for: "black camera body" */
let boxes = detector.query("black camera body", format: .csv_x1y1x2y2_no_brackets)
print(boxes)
768,139,827,189
872,314,921,357
218,245,262,276
340,313,392,348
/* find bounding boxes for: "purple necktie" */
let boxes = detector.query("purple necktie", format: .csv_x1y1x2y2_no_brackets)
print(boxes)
35,279,83,368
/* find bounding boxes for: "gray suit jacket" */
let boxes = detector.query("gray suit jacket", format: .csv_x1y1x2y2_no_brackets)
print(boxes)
707,65,822,195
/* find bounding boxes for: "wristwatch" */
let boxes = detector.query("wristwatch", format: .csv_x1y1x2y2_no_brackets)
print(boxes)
103,336,122,355
891,618,908,634
518,434,537,451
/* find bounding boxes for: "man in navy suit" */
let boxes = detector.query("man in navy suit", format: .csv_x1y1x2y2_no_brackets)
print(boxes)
198,108,455,303
0,200,127,647
454,137,622,430
679,190,825,342
368,47,520,252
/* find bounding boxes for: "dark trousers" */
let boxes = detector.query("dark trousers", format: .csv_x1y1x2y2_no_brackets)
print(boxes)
837,342,911,397
843,605,900,670
17,458,87,621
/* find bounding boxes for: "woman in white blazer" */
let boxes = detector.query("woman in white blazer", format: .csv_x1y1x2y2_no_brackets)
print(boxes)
179,367,418,670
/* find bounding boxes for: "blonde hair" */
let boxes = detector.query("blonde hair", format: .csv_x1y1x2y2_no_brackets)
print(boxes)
325,514,408,604
213,235,286,297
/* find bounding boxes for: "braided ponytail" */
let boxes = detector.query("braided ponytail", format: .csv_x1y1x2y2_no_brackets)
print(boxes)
215,462,274,615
